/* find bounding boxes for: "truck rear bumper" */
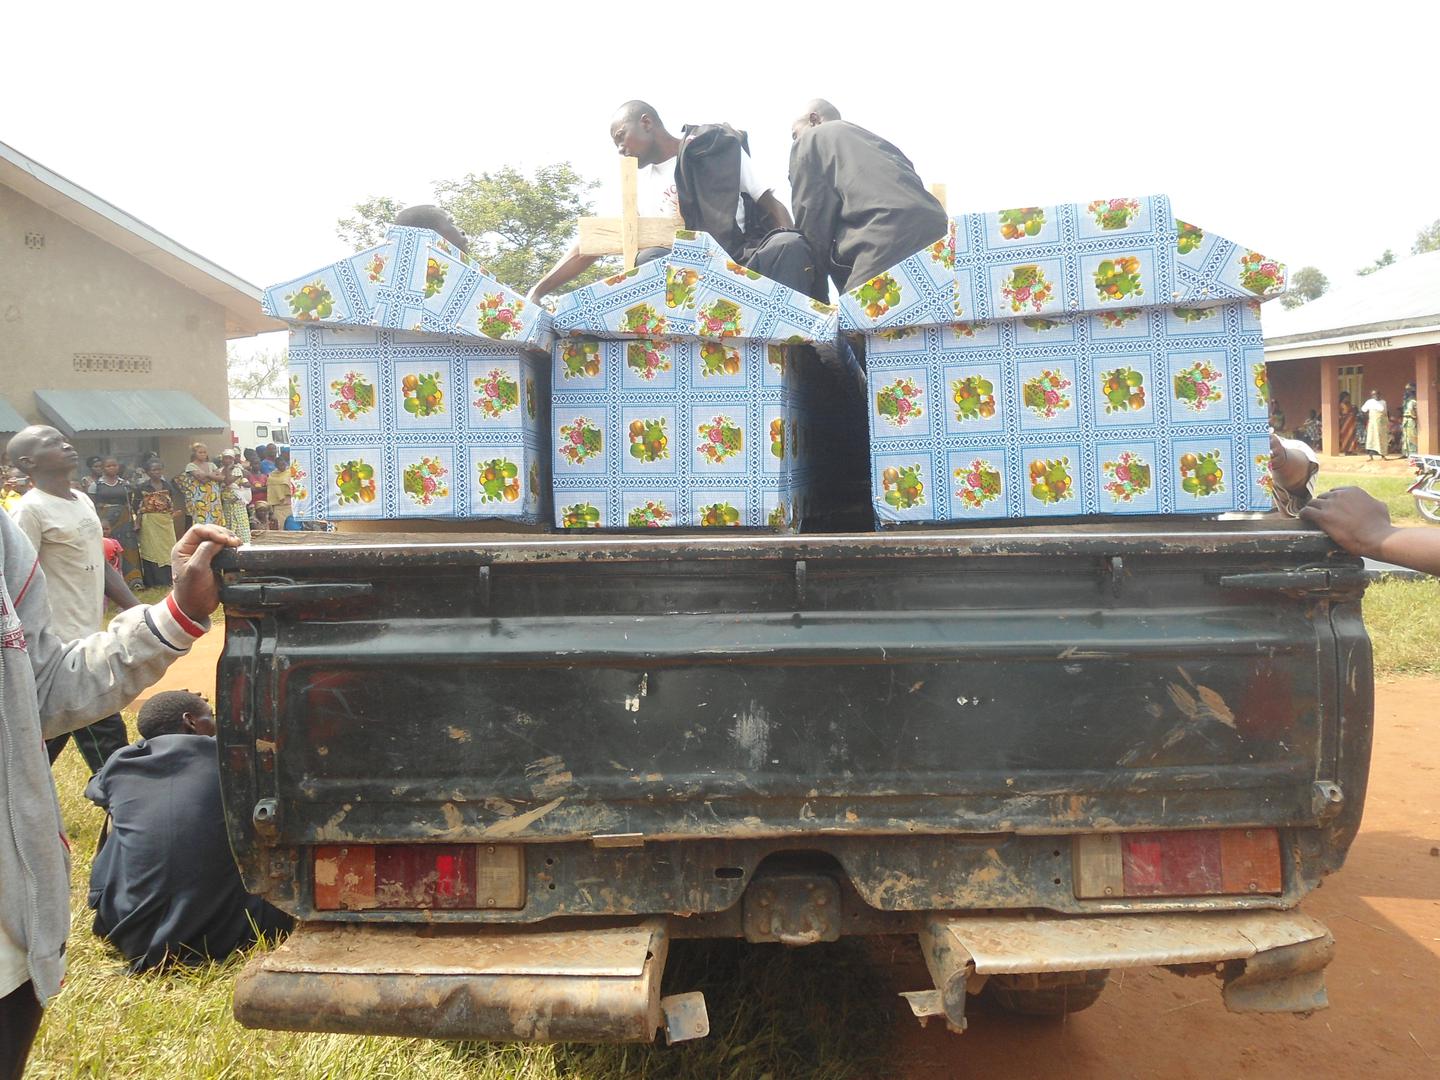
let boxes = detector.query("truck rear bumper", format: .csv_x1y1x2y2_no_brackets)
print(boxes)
910,909,1334,1032
233,919,705,1044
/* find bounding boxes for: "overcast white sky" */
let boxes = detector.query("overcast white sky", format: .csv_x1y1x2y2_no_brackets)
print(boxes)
5,1,1436,363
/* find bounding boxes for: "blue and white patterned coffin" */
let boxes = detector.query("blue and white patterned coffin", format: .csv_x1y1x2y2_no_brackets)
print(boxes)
286,324,550,524
262,226,553,349
852,195,1286,525
549,231,838,345
839,196,1287,334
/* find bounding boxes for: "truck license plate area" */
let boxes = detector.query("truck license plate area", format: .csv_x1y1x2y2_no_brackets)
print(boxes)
313,844,525,910
1073,829,1282,899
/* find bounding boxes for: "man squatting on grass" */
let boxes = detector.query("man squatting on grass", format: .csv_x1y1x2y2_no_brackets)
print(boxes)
0,512,237,1079
86,691,293,972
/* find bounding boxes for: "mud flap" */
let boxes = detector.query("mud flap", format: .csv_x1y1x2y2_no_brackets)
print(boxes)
234,919,704,1043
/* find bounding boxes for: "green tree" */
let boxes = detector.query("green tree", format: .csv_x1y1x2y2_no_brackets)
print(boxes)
1356,249,1396,276
227,345,289,398
335,164,615,293
1280,265,1329,309
1414,219,1440,255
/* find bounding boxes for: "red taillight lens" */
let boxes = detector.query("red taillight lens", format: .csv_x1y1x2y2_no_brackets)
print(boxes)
1074,829,1282,899
313,844,524,910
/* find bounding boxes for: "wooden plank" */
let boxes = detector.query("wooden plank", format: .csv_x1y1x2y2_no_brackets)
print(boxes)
1072,833,1124,898
620,155,639,269
928,182,947,211
577,216,682,258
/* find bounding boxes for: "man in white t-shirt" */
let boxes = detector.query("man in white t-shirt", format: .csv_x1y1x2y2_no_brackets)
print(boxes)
528,100,820,302
8,426,140,775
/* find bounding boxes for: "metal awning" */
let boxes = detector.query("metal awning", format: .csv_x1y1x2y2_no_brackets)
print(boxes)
0,398,29,433
34,390,226,437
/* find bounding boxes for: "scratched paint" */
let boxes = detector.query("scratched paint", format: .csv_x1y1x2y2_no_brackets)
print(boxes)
730,704,771,770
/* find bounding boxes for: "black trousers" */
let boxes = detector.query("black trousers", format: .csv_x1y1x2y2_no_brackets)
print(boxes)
0,981,42,1080
46,713,128,775
638,231,823,301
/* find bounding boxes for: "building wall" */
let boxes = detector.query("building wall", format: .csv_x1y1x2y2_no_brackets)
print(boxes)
1267,356,1321,435
1268,343,1435,454
0,185,230,472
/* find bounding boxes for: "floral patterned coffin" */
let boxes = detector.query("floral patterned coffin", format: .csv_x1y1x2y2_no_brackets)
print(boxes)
286,324,550,524
549,230,839,345
854,195,1284,523
550,335,862,531
263,226,552,348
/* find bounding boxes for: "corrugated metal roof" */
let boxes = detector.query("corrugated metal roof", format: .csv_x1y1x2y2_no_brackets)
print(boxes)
1263,250,1440,344
0,399,29,433
34,390,226,436
0,140,286,339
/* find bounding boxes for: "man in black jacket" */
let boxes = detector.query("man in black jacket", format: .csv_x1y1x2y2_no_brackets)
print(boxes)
528,101,820,301
789,99,949,297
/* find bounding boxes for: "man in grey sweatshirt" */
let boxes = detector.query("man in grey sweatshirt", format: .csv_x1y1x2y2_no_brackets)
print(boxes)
0,504,235,1078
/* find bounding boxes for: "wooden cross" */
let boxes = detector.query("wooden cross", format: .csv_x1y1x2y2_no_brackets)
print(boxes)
576,156,683,269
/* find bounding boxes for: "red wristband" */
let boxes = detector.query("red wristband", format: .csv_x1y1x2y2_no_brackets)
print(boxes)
166,593,206,638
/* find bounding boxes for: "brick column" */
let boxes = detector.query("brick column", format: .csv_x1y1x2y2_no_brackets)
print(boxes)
1416,347,1439,454
1320,354,1341,456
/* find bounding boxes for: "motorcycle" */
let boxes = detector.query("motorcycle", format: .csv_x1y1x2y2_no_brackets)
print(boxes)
1410,454,1440,523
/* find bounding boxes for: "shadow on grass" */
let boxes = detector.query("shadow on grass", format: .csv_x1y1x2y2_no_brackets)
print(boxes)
444,938,895,1080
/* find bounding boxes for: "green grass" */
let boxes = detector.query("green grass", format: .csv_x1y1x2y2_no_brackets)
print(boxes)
1315,472,1422,523
30,717,893,1079
1364,577,1440,678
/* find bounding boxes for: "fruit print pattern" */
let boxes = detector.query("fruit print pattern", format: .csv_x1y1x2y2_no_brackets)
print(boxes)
1252,362,1269,407
666,267,700,309
562,503,601,529
1176,220,1204,254
1179,450,1224,498
852,273,902,319
1100,367,1146,413
1097,308,1142,329
366,254,386,284
288,374,302,419
696,298,742,337
769,418,785,460
767,503,789,529
604,267,641,286
628,418,669,462
1001,265,1053,313
697,415,744,464
402,457,449,507
623,302,667,337
1022,370,1072,419
998,207,1045,240
402,371,445,417
1021,317,1062,332
289,462,308,503
724,260,762,280
1088,198,1140,230
876,377,924,428
767,345,786,374
700,502,741,527
698,341,741,378
880,464,925,510
929,222,958,268
1101,451,1152,503
1173,360,1224,412
472,369,519,419
477,294,524,339
286,281,335,321
328,371,376,422
558,416,603,465
627,501,672,528
954,459,1002,510
1093,256,1143,302
424,258,447,298
561,339,602,379
1029,457,1074,505
334,459,376,506
1255,454,1274,498
476,458,521,503
950,375,996,423
626,339,672,380
525,378,536,420
1171,307,1216,323
1239,252,1285,296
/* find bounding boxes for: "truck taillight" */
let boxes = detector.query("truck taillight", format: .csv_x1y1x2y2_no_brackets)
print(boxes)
1073,829,1282,899
313,844,525,911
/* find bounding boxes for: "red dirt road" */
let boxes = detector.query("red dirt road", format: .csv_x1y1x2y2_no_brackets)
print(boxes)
890,677,1440,1078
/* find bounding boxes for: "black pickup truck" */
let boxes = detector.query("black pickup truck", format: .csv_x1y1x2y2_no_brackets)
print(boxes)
215,518,1370,1043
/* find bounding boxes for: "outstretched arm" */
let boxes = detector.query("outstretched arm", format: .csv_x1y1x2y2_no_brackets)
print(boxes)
526,242,600,304
1300,488,1440,576
104,561,140,610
